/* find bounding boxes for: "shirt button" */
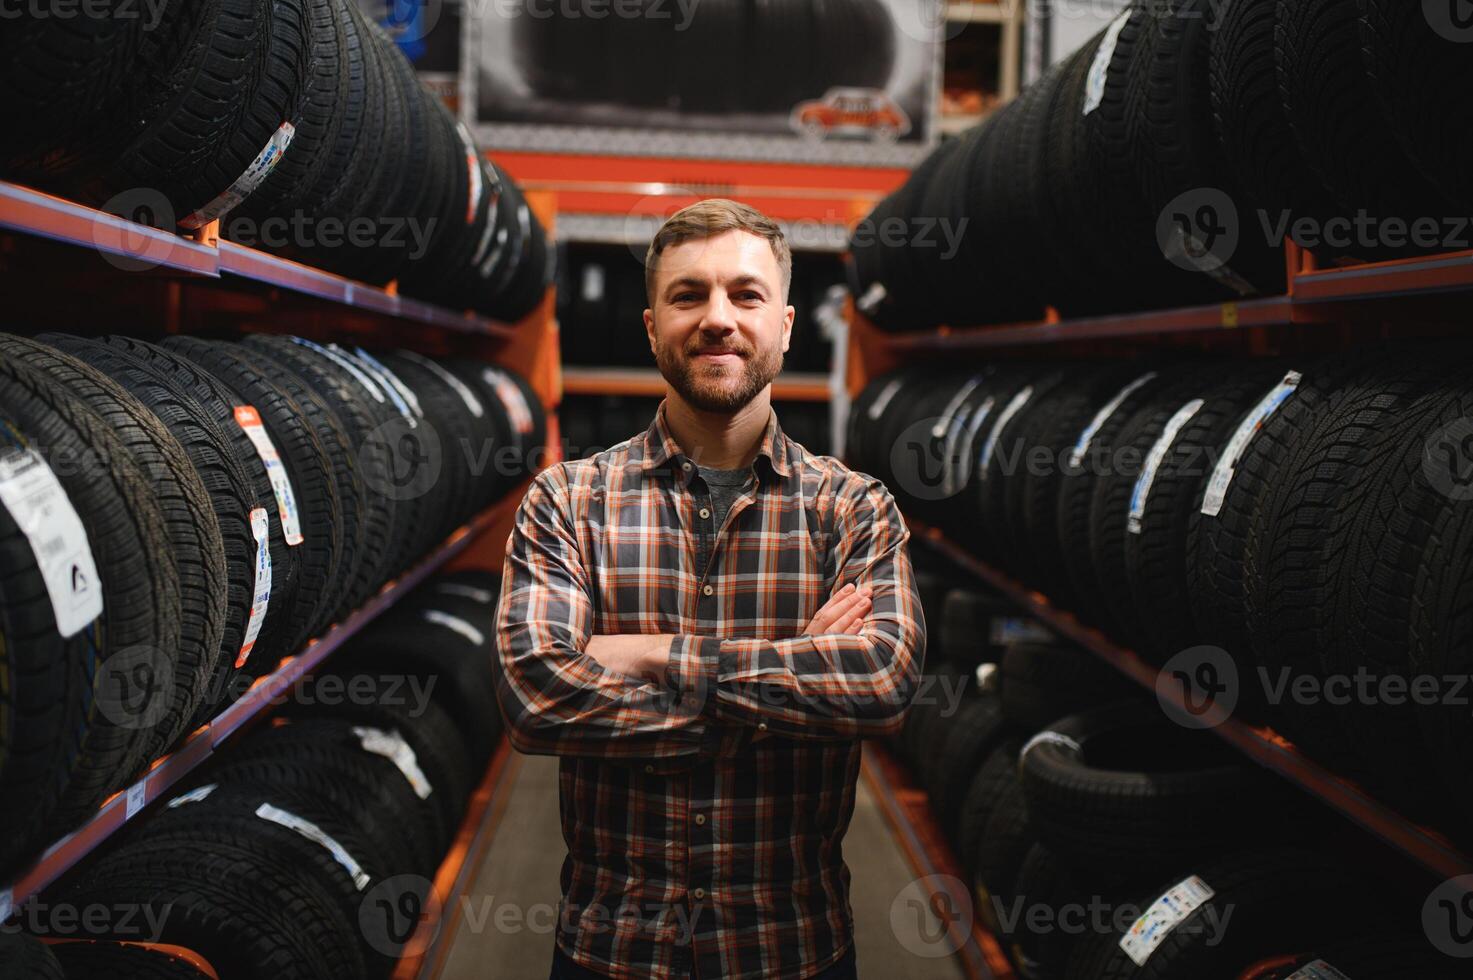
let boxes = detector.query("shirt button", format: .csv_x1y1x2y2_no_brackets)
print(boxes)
693,888,706,900
702,584,713,596
758,722,768,732
681,462,691,470
694,813,706,825
699,507,710,519
645,765,654,774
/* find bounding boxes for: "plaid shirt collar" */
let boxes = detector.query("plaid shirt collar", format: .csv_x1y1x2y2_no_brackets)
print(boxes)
636,397,794,483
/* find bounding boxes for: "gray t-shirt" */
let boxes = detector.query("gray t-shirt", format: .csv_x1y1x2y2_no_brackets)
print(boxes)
697,463,754,532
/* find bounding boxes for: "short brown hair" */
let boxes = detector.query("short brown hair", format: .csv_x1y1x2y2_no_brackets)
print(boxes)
644,198,792,305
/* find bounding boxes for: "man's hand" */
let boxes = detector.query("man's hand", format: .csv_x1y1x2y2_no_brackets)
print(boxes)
803,582,872,637
584,633,673,685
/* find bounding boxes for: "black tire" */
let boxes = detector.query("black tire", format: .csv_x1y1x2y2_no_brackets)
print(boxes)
1064,848,1368,979
1000,643,1137,733
0,346,180,842
937,588,1013,672
1183,351,1364,694
1084,369,1218,649
347,607,502,767
1275,0,1453,256
1019,362,1160,604
84,336,305,675
139,337,345,649
198,720,436,878
1244,349,1464,780
0,930,64,978
232,0,347,220
956,737,1023,880
376,351,479,543
1359,0,1473,212
126,781,391,977
975,763,1035,931
1056,367,1177,630
1040,32,1129,317
284,683,472,852
58,829,365,980
1122,363,1290,662
0,2,151,178
162,336,369,622
1018,702,1314,879
1209,0,1347,259
49,941,209,979
929,693,1012,849
238,335,405,586
78,0,312,226
3,336,224,767
1133,0,1285,297
1315,383,1473,814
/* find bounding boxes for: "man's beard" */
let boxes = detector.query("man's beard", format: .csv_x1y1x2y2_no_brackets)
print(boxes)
654,337,784,413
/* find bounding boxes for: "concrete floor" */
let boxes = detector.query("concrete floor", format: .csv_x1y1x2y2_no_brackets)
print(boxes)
441,754,971,980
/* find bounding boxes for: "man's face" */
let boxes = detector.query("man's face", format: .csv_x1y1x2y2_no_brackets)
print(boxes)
644,229,794,414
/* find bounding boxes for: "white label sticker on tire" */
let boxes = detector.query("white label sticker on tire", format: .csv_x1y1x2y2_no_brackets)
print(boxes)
867,377,906,421
179,121,296,229
1071,372,1158,469
979,386,1034,476
395,350,485,418
0,447,103,638
290,337,387,403
235,407,304,546
1127,399,1204,535
1118,875,1215,966
436,583,495,604
1200,371,1302,518
167,784,217,809
422,609,485,647
1084,10,1131,116
238,507,272,668
482,367,534,435
353,726,433,800
256,802,371,890
349,346,421,421
1284,962,1351,980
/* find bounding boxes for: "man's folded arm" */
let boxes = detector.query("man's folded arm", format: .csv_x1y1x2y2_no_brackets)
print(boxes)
494,468,714,764
665,477,926,741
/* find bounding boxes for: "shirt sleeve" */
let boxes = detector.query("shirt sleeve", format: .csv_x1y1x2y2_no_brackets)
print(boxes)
494,465,718,767
664,474,926,741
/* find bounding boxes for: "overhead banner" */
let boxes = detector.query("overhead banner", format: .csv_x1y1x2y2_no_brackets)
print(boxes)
462,0,943,165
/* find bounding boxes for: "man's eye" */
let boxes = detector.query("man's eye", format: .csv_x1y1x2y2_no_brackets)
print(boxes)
735,291,762,302
673,293,699,302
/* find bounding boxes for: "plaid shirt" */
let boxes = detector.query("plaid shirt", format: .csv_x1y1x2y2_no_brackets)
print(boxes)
495,399,925,980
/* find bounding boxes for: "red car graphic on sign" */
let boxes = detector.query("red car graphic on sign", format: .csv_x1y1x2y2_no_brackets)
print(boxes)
791,88,911,143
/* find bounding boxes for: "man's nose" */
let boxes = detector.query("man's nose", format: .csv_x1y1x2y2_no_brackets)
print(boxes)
699,292,738,333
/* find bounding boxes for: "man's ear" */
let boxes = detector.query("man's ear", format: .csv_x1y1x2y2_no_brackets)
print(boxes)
643,307,657,355
782,304,795,353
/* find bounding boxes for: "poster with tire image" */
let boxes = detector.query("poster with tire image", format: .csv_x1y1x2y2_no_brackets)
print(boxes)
465,0,943,164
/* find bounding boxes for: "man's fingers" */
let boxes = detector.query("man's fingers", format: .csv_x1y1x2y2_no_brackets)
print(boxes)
806,584,859,633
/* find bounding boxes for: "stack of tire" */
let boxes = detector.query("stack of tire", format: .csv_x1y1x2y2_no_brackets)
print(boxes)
0,0,551,321
848,0,1472,331
8,568,505,979
992,697,1457,978
851,342,1473,833
0,333,542,878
